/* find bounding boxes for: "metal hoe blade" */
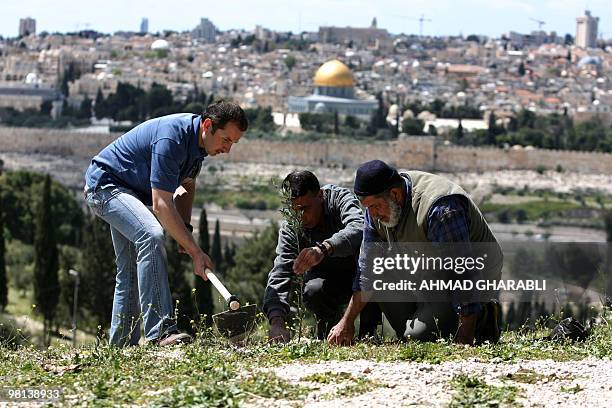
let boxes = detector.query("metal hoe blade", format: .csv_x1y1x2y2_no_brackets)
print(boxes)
212,304,258,342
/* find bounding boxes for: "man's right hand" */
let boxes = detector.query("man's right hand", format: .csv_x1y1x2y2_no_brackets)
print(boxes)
268,317,290,343
327,318,355,346
191,250,214,281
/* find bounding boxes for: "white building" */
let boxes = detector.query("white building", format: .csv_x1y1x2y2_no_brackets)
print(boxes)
576,10,599,49
18,17,36,37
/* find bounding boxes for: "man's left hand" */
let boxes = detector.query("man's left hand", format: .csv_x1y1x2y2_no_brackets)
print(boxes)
293,246,325,275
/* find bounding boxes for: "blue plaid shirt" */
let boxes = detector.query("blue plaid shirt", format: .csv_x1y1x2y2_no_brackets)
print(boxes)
357,176,481,316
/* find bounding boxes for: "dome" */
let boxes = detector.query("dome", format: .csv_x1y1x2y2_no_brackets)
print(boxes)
313,102,327,113
25,72,39,84
577,56,602,68
313,59,354,87
151,39,170,50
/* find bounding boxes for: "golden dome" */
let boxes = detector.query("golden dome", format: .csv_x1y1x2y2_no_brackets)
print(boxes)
313,59,354,87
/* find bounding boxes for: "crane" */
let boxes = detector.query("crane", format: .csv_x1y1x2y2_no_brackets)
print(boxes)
396,14,432,37
416,14,432,37
530,18,545,30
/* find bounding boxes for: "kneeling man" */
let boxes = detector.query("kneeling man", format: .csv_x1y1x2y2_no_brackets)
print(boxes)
328,160,503,345
264,170,379,342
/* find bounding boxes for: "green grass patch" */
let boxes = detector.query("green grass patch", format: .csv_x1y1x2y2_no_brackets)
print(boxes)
302,371,353,384
2,315,612,406
334,376,384,398
194,183,281,210
303,371,385,399
450,374,520,407
481,200,584,222
5,286,37,319
559,384,583,394
239,371,311,400
502,368,565,384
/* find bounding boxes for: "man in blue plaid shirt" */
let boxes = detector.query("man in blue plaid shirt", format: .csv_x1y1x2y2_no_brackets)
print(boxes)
328,160,503,346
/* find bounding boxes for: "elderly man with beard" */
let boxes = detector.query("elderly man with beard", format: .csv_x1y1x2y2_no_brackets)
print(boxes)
328,160,503,346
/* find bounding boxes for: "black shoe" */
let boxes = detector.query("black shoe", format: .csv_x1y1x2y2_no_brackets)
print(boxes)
475,299,502,345
154,331,193,346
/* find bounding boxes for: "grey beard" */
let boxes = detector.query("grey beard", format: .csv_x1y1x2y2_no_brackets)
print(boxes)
379,198,401,228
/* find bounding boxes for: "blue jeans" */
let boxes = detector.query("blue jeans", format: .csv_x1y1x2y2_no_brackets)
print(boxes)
85,185,177,346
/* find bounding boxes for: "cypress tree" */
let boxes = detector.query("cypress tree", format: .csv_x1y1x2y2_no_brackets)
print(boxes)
94,88,105,119
166,236,195,333
196,207,214,326
333,111,339,135
487,111,498,145
33,175,59,345
225,224,278,306
0,184,7,312
605,210,612,307
455,119,464,140
223,241,236,271
211,220,223,274
80,215,116,338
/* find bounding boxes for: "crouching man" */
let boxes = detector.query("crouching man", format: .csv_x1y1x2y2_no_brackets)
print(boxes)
264,170,380,342
328,160,503,346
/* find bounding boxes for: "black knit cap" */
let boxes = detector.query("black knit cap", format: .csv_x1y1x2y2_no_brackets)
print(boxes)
354,160,400,196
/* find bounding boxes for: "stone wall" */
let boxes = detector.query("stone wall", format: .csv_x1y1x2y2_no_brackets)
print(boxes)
1,127,611,174
224,137,435,170
434,145,612,174
0,127,118,159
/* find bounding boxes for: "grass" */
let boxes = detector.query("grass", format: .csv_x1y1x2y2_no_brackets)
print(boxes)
194,178,281,210
240,371,312,400
194,188,280,211
2,313,612,406
334,376,385,398
5,285,37,318
302,371,354,384
302,371,386,399
449,374,520,408
559,384,584,394
481,190,612,227
503,368,553,384
481,201,585,222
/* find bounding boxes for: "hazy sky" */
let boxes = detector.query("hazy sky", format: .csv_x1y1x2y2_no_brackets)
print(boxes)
2,0,609,39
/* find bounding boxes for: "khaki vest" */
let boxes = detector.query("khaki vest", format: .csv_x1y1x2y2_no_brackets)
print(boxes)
372,171,503,266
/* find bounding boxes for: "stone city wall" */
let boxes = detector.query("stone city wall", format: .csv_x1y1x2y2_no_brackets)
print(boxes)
1,127,611,174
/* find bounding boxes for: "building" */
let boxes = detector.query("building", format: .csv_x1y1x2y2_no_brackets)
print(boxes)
506,30,562,48
192,18,217,43
254,25,274,42
0,83,61,111
140,18,149,34
576,10,599,48
288,59,377,120
318,18,391,50
19,17,36,37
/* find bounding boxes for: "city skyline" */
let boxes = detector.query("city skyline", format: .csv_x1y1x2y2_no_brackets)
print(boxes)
1,0,609,39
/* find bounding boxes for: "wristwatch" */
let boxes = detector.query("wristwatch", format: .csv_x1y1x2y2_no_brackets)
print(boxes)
185,222,194,233
315,241,330,257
